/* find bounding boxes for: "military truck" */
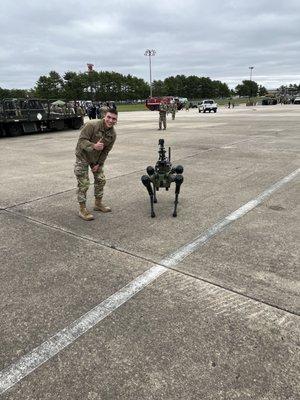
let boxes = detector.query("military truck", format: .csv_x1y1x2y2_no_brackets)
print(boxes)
0,98,84,137
260,97,278,106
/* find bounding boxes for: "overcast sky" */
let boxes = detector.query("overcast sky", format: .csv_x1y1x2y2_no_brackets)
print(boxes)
1,0,300,90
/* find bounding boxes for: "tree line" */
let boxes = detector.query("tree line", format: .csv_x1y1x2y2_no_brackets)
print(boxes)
152,75,232,98
1,68,294,101
0,70,149,101
0,70,232,100
277,84,300,96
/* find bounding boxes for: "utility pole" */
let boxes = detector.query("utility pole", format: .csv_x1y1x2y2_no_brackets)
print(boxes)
249,66,254,100
249,66,254,81
87,63,95,100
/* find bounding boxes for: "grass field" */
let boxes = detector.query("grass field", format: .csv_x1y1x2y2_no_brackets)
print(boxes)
116,103,148,112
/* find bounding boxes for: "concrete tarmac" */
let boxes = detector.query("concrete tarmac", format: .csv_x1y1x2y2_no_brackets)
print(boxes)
0,105,299,399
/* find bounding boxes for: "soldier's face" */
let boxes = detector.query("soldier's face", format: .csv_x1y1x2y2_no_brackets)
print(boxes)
104,112,118,128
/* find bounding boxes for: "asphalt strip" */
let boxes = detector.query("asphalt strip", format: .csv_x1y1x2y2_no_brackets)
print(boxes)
0,168,299,394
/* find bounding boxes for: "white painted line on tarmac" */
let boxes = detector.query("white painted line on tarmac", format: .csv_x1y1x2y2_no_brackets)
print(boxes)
163,168,299,267
0,265,167,395
0,168,299,394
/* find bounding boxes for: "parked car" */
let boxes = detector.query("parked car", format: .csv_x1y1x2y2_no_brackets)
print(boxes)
293,97,300,104
198,99,218,113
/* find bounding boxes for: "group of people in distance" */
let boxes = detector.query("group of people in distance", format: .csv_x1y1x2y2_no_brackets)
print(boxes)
87,101,117,120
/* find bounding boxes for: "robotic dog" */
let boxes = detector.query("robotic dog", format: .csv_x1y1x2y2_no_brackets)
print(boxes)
141,139,184,217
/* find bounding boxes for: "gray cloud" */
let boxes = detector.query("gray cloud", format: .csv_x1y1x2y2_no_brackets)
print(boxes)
0,0,299,89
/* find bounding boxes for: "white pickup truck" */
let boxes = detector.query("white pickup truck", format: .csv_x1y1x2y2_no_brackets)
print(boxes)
198,99,218,113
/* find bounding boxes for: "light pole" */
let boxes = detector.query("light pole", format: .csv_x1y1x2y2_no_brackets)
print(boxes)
144,49,156,97
249,66,254,100
249,66,254,81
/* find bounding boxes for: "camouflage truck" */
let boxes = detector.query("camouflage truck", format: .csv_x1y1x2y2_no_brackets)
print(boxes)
0,98,84,137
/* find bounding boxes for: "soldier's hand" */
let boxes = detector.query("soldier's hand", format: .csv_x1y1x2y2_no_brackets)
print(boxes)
91,164,100,173
93,141,104,151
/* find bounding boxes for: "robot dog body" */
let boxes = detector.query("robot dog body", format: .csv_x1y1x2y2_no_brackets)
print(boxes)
141,139,184,217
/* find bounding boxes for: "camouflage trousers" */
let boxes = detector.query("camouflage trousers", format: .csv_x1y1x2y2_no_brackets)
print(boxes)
74,160,106,203
159,114,166,129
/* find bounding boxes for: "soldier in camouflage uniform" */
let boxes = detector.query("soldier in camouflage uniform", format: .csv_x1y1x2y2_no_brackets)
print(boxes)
171,101,177,120
74,109,117,220
158,101,167,130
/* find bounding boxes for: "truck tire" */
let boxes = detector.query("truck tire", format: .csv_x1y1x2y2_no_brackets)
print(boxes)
0,125,5,137
72,117,83,129
7,123,22,137
214,109,217,113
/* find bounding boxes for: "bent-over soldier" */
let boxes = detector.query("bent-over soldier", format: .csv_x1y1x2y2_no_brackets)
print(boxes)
74,108,117,220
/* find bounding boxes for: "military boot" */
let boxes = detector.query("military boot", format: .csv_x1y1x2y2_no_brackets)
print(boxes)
79,203,94,221
94,197,111,213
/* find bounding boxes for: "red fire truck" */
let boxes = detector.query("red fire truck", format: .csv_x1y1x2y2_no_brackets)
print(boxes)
145,96,185,111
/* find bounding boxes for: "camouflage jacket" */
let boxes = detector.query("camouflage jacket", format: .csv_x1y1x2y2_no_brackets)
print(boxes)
75,119,116,167
159,103,168,115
